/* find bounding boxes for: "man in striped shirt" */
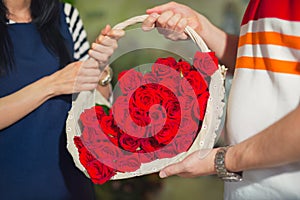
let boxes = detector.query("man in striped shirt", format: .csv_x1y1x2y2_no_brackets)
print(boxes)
143,0,300,199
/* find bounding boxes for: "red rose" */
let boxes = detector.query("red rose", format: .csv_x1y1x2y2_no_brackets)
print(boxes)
184,70,208,96
190,90,209,121
193,51,218,77
138,151,156,163
81,126,105,146
119,132,141,153
153,57,178,71
159,79,180,96
177,60,192,76
118,69,143,94
178,115,199,136
145,124,162,140
117,153,141,172
79,108,99,128
130,84,162,111
173,133,196,153
143,72,159,84
94,105,107,119
85,160,116,185
160,87,181,120
194,91,210,121
75,142,96,167
128,106,150,127
157,84,178,101
140,137,161,152
155,142,177,159
179,77,197,97
74,136,85,150
152,64,177,82
148,104,166,129
117,70,128,80
162,96,181,120
154,119,179,145
99,115,119,143
111,96,130,128
178,96,193,111
122,117,147,138
158,84,178,102
88,140,121,169
76,55,210,183
157,69,181,94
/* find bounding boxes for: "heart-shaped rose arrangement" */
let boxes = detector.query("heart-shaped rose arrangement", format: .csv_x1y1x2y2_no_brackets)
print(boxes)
73,52,218,184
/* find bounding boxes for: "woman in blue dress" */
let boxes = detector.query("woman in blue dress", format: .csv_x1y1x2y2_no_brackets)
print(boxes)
0,0,124,199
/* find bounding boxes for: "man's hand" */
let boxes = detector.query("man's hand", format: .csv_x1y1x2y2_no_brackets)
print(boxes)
159,148,218,178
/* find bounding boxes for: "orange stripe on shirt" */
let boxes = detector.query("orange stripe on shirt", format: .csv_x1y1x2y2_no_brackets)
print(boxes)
239,32,300,50
236,57,300,75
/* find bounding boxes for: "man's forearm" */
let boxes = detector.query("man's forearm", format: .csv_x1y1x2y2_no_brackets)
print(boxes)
226,106,300,172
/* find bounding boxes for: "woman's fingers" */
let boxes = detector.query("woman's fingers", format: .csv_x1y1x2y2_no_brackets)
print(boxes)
90,25,124,68
146,1,179,14
142,13,160,31
101,24,111,35
106,29,125,40
143,10,188,40
156,10,174,28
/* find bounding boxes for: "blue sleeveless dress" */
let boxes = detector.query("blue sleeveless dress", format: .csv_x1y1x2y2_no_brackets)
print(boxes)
0,6,95,200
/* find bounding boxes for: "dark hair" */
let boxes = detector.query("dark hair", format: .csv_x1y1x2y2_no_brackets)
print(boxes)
0,0,72,76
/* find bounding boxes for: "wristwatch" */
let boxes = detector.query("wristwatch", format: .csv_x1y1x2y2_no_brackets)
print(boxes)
99,66,113,86
214,146,243,182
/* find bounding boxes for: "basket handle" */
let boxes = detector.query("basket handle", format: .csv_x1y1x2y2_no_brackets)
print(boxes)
112,14,210,52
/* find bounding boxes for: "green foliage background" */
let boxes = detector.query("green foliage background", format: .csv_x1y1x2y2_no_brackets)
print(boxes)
62,0,75,5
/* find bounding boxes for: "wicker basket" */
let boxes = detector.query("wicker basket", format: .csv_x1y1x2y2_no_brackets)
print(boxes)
66,14,227,181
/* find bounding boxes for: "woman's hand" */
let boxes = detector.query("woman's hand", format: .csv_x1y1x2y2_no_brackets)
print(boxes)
142,2,207,41
142,2,238,69
89,25,125,70
49,25,125,96
48,61,102,95
87,25,125,99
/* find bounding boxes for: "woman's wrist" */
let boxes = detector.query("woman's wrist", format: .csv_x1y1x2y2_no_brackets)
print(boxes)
30,75,57,101
195,14,209,39
96,83,112,101
98,66,113,86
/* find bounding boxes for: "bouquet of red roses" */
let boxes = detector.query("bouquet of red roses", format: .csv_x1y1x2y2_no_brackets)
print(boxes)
72,51,218,184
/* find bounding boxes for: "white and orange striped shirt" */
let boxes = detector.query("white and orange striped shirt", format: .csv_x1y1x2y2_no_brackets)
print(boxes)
225,0,300,199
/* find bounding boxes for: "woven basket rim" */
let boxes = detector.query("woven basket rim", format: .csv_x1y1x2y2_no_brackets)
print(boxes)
66,14,227,181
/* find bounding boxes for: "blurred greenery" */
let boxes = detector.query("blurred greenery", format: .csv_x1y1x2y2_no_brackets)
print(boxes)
95,174,224,200
95,174,162,200
73,0,249,83
75,0,248,43
69,1,249,200
62,0,75,5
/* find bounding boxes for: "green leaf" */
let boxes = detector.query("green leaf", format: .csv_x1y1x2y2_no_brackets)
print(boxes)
96,104,110,115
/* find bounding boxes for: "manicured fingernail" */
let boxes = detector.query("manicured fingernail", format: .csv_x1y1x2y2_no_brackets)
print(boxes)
159,171,167,178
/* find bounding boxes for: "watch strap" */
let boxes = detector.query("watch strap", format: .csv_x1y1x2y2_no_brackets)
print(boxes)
214,146,243,182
